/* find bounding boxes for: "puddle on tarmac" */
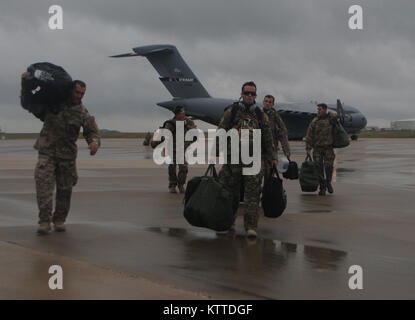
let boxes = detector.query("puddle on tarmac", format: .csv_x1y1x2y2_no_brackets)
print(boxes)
144,226,349,275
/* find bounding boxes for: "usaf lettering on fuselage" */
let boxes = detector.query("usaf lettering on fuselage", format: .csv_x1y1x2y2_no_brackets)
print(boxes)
161,77,197,83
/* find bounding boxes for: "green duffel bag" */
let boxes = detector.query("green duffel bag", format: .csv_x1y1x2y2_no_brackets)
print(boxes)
184,164,233,232
299,155,319,192
332,119,350,148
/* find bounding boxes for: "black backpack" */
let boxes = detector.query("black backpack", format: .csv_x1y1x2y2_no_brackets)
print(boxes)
227,102,264,128
162,120,176,134
217,102,265,157
184,165,233,231
262,167,287,218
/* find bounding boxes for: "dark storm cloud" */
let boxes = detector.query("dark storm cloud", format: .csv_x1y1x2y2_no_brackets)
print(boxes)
0,0,414,131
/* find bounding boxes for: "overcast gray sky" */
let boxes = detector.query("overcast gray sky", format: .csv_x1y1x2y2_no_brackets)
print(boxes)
1,0,414,132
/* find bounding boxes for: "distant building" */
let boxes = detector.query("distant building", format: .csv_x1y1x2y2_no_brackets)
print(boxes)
391,119,415,130
364,126,379,132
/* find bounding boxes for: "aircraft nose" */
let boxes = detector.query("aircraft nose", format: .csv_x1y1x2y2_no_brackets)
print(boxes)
361,115,367,128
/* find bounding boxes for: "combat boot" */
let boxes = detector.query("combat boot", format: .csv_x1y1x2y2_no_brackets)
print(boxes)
178,185,185,194
169,186,177,193
37,222,51,235
54,221,66,232
318,189,326,196
326,181,334,194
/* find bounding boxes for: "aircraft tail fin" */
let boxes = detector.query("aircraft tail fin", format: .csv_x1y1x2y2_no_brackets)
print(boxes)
110,44,210,99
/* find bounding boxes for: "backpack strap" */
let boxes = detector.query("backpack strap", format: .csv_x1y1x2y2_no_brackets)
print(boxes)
224,102,240,129
226,102,264,129
254,106,264,129
162,120,176,134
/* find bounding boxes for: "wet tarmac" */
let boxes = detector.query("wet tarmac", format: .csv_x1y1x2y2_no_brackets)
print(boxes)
1,138,415,299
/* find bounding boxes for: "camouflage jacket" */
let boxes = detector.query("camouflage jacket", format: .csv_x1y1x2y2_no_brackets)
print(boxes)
263,107,290,157
305,112,338,150
218,102,277,162
29,103,100,160
150,117,196,151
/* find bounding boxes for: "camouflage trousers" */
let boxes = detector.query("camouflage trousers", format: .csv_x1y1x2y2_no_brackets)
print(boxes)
168,162,188,187
312,148,335,191
218,164,262,231
34,154,78,224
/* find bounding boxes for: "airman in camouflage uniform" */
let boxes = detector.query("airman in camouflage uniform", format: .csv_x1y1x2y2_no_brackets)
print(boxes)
143,132,152,146
305,103,337,196
218,82,278,238
21,75,100,234
262,95,291,181
151,106,196,194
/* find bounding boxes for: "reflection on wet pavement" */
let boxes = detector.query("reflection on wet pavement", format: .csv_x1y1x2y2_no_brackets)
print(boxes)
147,227,348,273
143,227,351,298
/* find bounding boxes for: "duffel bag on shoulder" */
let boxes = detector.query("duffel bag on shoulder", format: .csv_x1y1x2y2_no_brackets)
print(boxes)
332,119,350,148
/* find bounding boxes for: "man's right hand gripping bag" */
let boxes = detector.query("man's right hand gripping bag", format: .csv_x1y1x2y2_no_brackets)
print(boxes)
184,164,233,232
299,155,319,192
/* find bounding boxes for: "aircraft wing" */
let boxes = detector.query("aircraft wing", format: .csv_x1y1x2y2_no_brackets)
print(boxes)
278,109,316,119
278,109,316,140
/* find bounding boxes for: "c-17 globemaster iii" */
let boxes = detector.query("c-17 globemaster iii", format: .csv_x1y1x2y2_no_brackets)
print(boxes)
111,44,367,140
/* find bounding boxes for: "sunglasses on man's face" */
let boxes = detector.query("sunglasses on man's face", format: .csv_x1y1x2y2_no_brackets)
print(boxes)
243,91,257,97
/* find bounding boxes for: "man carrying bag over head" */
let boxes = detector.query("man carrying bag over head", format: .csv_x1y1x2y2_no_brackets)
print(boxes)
21,65,101,235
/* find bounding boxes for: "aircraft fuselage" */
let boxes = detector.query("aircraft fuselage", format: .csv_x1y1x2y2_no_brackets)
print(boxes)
157,98,367,140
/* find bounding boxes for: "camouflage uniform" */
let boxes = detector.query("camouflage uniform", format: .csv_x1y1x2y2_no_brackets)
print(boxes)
218,102,277,231
143,132,152,146
21,90,100,224
305,112,337,192
262,107,290,181
152,117,196,188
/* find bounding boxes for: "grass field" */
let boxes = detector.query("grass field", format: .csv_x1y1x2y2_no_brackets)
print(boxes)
358,130,415,138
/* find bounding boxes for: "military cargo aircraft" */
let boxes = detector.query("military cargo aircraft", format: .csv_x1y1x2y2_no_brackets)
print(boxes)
111,44,367,140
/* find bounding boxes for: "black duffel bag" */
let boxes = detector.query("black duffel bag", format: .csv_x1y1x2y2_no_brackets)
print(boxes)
283,159,299,180
21,62,73,119
262,167,287,218
299,155,319,192
184,165,233,231
332,118,350,148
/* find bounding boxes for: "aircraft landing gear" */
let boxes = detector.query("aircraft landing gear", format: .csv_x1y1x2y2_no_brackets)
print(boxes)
351,135,358,141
